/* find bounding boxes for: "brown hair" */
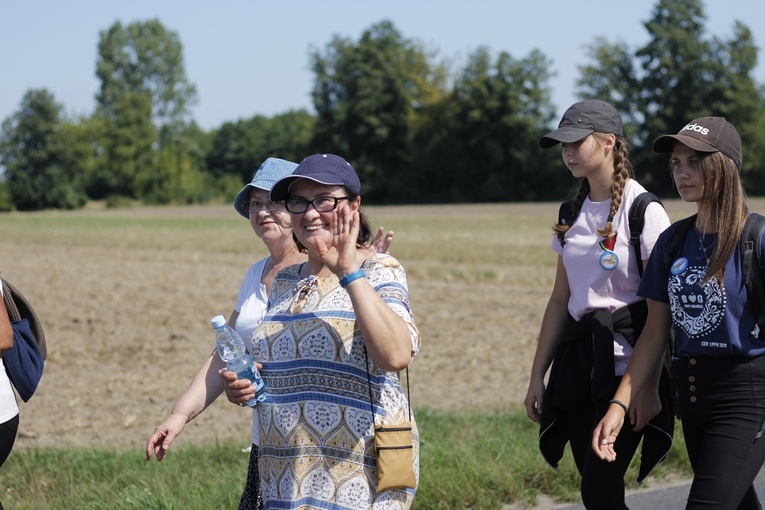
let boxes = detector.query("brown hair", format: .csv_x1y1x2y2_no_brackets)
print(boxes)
694,151,748,282
554,134,636,244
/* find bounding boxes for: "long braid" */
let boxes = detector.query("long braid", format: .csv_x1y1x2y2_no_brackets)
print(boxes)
597,135,634,238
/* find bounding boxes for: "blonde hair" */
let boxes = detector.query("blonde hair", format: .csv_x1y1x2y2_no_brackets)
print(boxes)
554,133,635,244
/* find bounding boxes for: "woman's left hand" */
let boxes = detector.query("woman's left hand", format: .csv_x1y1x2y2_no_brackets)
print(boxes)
218,369,256,407
370,226,393,254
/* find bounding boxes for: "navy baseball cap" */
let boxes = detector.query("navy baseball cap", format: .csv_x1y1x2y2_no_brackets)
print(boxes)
269,154,361,201
652,117,742,170
233,158,298,218
540,100,624,148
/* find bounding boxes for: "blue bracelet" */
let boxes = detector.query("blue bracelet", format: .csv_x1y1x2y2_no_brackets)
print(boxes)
339,268,366,288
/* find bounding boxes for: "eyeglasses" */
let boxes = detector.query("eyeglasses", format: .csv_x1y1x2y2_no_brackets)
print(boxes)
248,199,285,213
285,196,350,214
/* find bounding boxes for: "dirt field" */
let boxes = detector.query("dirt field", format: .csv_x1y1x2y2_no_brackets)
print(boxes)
1,199,704,452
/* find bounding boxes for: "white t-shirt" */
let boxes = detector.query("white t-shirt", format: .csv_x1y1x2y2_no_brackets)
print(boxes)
0,280,19,424
233,257,269,445
552,179,670,375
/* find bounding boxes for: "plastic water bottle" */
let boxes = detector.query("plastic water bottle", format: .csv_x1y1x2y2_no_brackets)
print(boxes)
210,315,267,405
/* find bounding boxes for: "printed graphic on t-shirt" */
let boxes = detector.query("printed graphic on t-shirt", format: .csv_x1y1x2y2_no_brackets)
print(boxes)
668,262,727,348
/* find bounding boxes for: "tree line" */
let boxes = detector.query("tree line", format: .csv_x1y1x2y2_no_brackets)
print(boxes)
1,0,764,211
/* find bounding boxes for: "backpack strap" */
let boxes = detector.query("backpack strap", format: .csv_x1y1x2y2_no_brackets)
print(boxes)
663,215,697,268
628,192,664,278
557,200,575,247
741,213,765,331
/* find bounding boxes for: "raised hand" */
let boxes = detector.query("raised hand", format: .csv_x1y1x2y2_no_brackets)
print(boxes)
314,202,361,278
370,226,394,254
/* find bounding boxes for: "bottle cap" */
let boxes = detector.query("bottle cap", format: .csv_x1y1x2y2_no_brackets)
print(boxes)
210,315,227,329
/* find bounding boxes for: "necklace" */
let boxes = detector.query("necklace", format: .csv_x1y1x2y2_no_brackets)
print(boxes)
698,229,712,268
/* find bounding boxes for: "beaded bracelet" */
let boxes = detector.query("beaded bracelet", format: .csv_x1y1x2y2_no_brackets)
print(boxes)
339,268,366,288
609,399,629,415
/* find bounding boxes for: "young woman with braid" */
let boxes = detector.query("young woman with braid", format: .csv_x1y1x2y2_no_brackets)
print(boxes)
523,100,673,509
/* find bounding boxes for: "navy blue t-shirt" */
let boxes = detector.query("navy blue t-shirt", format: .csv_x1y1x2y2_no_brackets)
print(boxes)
638,217,765,357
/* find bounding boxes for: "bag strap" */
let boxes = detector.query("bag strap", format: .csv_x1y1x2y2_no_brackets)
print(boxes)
556,200,574,247
363,344,412,421
741,213,765,331
2,279,47,360
628,192,664,278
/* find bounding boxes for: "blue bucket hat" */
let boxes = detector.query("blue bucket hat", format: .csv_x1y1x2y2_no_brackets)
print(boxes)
269,154,361,202
233,158,298,218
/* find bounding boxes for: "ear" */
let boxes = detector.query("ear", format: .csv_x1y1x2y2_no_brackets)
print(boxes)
603,133,617,153
349,196,361,212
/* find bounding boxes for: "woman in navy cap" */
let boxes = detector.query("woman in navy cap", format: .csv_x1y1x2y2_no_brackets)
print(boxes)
524,100,673,509
147,157,393,510
594,118,765,509
221,154,419,508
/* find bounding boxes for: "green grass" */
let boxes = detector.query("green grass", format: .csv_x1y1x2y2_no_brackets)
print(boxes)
0,441,249,509
0,409,692,509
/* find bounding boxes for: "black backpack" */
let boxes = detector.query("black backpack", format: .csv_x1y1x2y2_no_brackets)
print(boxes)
662,212,765,330
558,191,664,277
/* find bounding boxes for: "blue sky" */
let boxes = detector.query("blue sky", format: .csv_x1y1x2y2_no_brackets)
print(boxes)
2,1,764,131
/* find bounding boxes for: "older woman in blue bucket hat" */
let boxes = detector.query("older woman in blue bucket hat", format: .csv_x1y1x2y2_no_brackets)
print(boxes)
147,157,393,510
220,154,419,509
146,157,303,509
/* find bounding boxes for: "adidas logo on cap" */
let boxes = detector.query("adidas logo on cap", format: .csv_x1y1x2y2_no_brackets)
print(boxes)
681,123,710,136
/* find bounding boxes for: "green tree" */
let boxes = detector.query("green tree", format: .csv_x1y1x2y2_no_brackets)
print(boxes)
0,89,88,210
206,110,315,197
96,19,197,126
94,19,198,203
430,47,560,202
309,20,447,202
138,121,213,205
577,0,765,195
90,91,157,200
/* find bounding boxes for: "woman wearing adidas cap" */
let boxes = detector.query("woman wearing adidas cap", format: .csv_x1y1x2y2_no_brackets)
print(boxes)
524,99,673,509
594,117,765,508
220,153,420,508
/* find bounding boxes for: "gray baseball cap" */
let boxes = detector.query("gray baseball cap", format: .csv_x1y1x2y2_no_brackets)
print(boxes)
540,100,624,148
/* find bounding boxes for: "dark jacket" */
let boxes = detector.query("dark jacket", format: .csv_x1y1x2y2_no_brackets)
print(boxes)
538,301,674,483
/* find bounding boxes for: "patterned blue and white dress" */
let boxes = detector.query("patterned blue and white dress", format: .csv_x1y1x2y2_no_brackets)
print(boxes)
249,253,420,510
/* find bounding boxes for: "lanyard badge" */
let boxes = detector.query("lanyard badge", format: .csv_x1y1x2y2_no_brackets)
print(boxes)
599,234,619,270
